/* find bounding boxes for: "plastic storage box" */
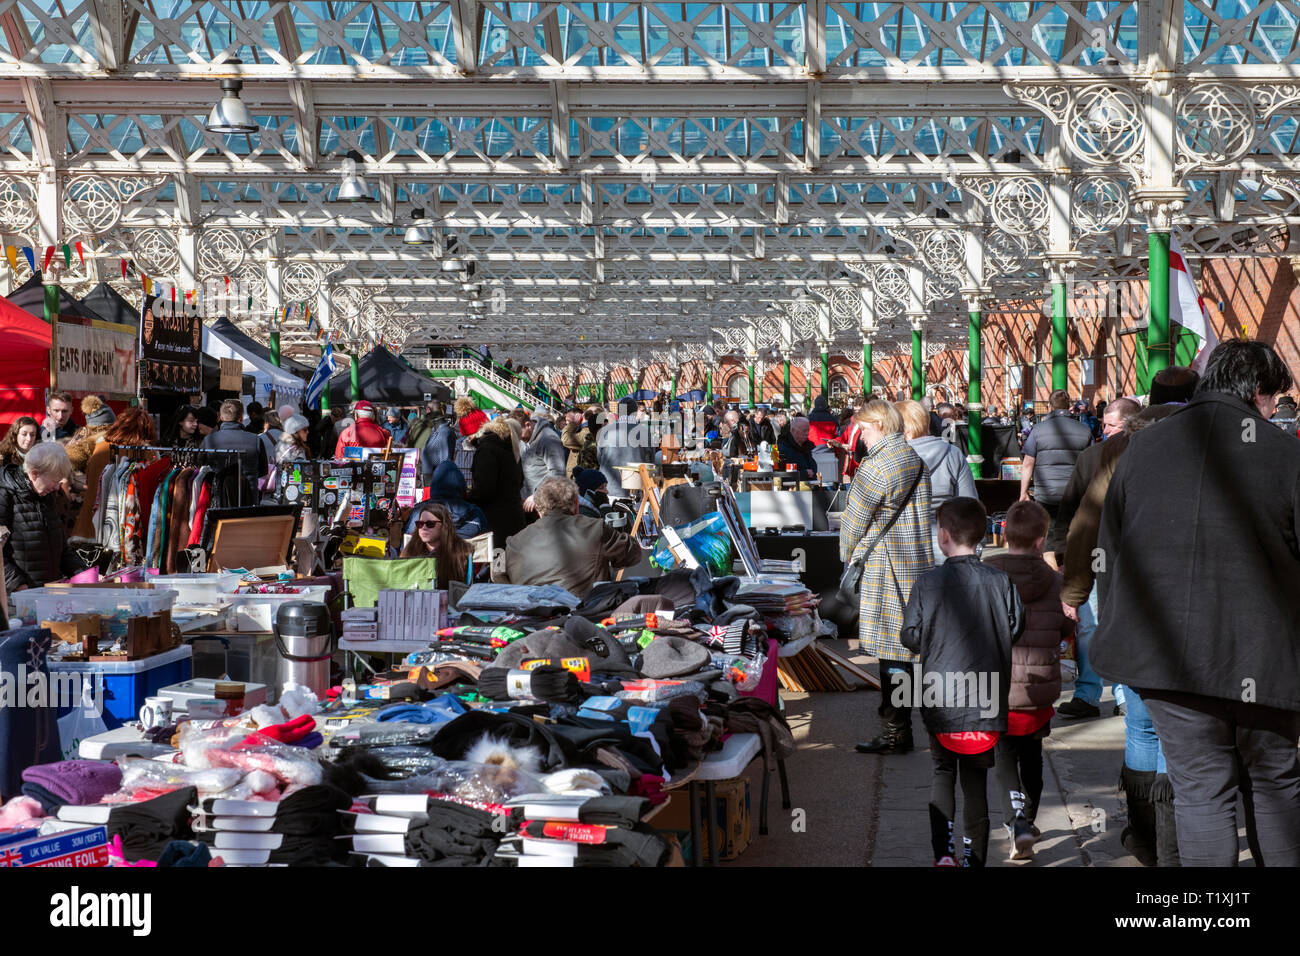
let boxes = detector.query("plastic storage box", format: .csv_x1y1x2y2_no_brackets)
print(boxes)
188,632,280,689
13,587,179,626
49,644,193,729
228,587,330,632
150,573,241,606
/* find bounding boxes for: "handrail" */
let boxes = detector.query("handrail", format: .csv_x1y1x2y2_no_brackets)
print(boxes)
424,358,559,414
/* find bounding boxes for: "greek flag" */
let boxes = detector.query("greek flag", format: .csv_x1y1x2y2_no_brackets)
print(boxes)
305,342,336,409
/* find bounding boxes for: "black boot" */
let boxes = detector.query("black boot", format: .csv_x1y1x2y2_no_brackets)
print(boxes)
1151,773,1181,867
856,713,914,754
1119,765,1158,867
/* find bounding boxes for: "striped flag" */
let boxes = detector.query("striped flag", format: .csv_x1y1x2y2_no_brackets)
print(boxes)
305,342,337,410
1170,233,1218,372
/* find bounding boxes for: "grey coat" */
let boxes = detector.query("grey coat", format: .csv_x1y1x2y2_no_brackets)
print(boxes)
521,420,568,495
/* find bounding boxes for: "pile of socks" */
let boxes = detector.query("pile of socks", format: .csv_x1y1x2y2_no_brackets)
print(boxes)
344,794,508,868
497,794,670,867
190,784,353,866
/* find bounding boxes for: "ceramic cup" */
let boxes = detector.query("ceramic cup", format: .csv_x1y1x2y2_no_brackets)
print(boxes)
138,696,173,730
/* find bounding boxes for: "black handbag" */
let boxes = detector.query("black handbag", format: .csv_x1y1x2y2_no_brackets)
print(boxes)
836,465,924,606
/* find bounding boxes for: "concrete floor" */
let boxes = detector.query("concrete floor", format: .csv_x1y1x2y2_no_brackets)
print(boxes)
726,637,1213,868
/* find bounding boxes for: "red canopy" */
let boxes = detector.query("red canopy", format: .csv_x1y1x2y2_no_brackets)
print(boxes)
0,294,53,427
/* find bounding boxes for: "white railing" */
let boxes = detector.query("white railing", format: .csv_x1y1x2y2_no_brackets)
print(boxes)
424,358,559,414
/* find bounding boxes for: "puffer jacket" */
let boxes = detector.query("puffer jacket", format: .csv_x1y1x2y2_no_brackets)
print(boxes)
466,419,526,540
899,553,1025,734
275,432,311,466
521,420,568,495
983,553,1068,710
0,464,78,591
405,460,488,538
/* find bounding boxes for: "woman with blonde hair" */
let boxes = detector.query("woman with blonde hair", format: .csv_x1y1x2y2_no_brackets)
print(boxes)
839,398,934,755
896,399,977,563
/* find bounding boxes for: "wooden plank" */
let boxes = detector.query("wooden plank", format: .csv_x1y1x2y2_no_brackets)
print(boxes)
816,644,880,689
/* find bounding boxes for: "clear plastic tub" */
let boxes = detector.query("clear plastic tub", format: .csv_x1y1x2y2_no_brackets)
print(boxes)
151,573,242,607
228,588,330,632
14,587,178,627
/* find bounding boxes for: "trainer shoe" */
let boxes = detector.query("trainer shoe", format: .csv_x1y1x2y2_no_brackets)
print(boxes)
1057,698,1100,719
934,855,958,867
1010,816,1035,860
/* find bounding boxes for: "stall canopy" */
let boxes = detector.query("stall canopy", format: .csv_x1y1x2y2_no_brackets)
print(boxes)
7,273,103,322
203,321,304,399
81,282,140,327
328,346,451,406
0,294,54,425
208,316,316,379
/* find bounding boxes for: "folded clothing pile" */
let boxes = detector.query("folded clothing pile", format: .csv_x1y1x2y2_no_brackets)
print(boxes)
190,785,353,866
499,795,670,867
21,760,123,813
56,787,197,862
345,794,507,868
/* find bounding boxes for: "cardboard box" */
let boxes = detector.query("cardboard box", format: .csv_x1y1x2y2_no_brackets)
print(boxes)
653,777,751,862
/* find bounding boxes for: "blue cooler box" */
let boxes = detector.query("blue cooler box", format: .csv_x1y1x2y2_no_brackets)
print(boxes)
49,645,193,729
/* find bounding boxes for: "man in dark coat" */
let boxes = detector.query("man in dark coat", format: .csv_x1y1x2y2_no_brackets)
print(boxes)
1018,389,1094,562
1091,340,1300,867
202,398,268,505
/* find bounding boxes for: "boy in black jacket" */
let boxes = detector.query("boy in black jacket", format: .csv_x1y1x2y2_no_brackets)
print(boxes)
900,497,1025,866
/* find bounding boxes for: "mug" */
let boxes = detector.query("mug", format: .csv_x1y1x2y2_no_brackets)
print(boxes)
187,698,225,719
138,696,173,730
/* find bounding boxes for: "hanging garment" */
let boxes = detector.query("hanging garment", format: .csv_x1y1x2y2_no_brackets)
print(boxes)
165,468,195,575
188,474,213,549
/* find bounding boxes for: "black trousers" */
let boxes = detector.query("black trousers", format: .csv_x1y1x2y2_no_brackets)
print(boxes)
879,659,913,728
994,734,1044,824
1142,689,1300,867
928,735,992,866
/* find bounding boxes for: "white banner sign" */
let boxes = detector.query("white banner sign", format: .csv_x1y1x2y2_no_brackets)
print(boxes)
55,322,138,397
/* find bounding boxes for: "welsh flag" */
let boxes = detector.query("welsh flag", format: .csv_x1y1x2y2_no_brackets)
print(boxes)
1170,234,1218,372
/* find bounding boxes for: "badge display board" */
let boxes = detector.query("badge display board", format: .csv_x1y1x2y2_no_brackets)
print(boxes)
276,458,402,524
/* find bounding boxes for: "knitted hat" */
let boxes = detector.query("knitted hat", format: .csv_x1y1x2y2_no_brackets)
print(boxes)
489,616,636,677
284,414,309,435
575,469,606,496
639,635,711,679
82,394,115,427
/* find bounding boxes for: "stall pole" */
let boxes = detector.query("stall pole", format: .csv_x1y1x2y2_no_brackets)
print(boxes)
705,368,713,404
861,340,873,397
911,328,923,400
819,349,829,397
747,363,755,406
967,305,984,479
44,278,59,391
1143,230,1171,395
270,329,281,367
782,359,790,407
1051,279,1068,392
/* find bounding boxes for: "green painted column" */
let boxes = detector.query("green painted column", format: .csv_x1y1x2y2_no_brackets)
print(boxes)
819,349,830,397
705,368,713,404
598,379,606,405
748,363,755,405
670,372,678,400
1145,231,1171,395
967,306,984,480
269,329,281,367
783,359,791,407
1051,279,1069,392
349,352,361,402
911,328,923,400
861,340,873,397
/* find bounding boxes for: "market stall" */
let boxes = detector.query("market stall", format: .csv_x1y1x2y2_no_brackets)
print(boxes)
202,320,305,402
328,345,451,406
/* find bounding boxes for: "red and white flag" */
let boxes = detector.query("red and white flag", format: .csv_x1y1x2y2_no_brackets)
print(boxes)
1170,234,1218,372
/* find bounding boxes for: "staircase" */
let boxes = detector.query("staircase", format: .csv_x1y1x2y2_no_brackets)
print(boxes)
422,359,560,415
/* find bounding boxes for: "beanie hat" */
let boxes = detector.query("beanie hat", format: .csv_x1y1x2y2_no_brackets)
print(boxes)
639,635,711,679
82,394,115,427
575,469,606,496
284,414,309,435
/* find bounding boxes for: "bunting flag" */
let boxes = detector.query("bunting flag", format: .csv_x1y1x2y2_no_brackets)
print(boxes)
5,246,15,272
74,241,84,266
21,247,34,272
142,275,153,296
170,285,176,304
61,244,71,268
43,246,54,272
121,258,128,280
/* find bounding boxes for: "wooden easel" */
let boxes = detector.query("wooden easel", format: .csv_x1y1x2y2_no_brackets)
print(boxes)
616,464,691,581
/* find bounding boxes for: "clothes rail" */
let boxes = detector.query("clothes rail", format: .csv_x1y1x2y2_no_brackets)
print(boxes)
110,445,243,508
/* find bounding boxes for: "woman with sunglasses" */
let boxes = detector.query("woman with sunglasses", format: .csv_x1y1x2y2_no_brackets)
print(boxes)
400,501,473,589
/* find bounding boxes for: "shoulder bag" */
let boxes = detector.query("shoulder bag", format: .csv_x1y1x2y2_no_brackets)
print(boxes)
835,463,924,606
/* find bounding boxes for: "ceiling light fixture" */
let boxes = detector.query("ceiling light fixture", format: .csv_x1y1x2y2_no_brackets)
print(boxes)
404,208,435,245
205,60,259,134
337,150,370,201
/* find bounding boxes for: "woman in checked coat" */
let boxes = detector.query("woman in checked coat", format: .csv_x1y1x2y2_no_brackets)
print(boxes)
839,399,935,755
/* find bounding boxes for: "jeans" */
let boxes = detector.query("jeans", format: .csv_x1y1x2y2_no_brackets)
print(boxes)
1119,685,1166,774
1073,584,1125,709
1143,690,1300,867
